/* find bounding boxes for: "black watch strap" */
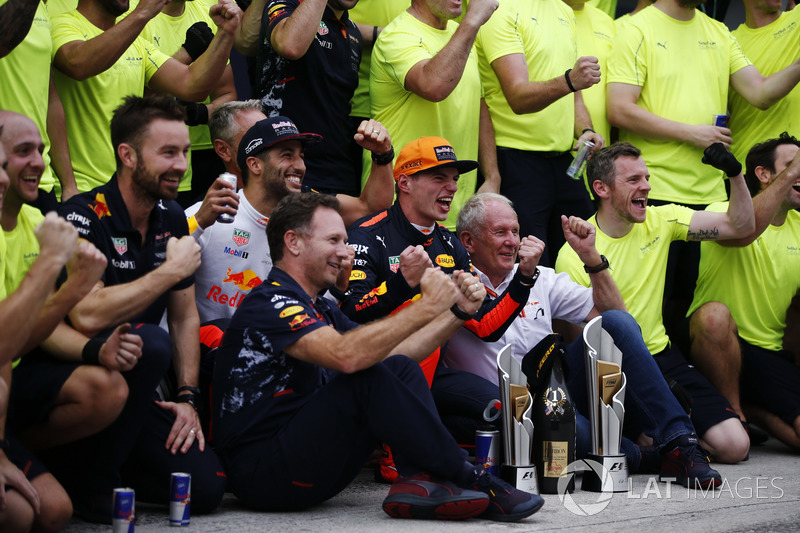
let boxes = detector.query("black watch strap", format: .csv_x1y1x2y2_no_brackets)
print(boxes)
175,393,201,412
584,255,610,274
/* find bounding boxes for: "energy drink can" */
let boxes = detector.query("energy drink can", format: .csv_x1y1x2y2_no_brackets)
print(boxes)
566,140,595,180
475,430,500,476
217,172,238,223
713,114,728,128
112,488,135,533
169,473,191,526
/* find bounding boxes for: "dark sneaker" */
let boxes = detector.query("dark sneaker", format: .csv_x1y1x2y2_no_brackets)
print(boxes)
742,421,769,446
660,435,723,489
382,473,489,520
631,444,662,475
374,443,399,485
472,470,544,522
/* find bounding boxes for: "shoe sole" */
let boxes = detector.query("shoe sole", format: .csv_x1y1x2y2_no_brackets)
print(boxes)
481,495,545,522
383,494,489,520
659,474,723,489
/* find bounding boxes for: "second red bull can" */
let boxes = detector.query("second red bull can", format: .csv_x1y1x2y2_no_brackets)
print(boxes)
713,114,728,128
475,430,500,476
217,172,238,223
169,473,191,526
112,487,135,533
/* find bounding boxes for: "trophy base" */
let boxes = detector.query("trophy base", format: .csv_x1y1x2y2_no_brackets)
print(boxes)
500,464,539,494
582,454,628,493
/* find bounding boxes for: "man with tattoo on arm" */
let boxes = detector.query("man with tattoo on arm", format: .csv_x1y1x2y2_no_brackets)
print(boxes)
555,142,754,465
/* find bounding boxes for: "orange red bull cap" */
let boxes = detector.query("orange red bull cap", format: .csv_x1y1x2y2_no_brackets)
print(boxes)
393,136,479,181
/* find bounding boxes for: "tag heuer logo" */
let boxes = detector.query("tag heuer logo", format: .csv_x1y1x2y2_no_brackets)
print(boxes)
318,21,329,35
232,228,251,246
389,255,400,273
113,237,128,255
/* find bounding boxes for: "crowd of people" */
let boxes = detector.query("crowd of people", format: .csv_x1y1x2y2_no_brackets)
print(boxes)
1,0,799,529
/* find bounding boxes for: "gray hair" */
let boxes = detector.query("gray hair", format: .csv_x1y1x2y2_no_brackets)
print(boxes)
456,192,514,236
208,99,264,145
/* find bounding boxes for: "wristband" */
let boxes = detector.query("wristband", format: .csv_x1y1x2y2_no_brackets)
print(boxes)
565,69,577,92
450,304,477,321
581,128,595,135
517,267,540,288
81,337,104,365
177,385,201,396
175,393,201,413
373,25,378,43
371,145,394,166
584,255,610,274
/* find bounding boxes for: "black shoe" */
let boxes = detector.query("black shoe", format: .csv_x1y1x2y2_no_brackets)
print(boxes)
632,444,661,475
71,491,113,524
471,470,544,522
742,421,769,446
382,473,489,520
660,435,722,489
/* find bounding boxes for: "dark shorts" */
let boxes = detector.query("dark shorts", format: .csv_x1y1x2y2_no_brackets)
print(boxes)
9,349,80,431
6,432,49,481
653,345,739,436
739,339,800,426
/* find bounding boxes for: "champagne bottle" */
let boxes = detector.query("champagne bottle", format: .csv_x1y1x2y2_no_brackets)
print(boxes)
533,354,576,494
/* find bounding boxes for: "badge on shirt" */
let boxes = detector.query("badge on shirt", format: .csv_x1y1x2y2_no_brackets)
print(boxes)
232,228,250,246
113,237,128,256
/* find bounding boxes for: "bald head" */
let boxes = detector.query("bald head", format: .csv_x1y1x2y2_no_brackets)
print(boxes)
0,111,45,207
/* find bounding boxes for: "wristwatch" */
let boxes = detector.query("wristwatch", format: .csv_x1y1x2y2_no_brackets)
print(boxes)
584,255,610,274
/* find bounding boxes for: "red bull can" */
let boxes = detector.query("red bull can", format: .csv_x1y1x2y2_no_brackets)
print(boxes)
217,172,238,223
169,473,191,526
475,430,500,476
713,114,728,128
112,487,135,532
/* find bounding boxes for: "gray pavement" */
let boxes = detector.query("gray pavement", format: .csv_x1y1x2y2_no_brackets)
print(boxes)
62,436,799,532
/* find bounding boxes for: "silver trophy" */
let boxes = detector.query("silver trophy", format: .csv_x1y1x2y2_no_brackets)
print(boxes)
582,316,628,492
496,345,538,493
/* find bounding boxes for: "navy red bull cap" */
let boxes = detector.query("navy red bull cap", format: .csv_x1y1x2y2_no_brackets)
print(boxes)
393,136,479,181
237,116,323,172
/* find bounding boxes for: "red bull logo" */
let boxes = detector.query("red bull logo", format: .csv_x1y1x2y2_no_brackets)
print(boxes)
91,193,111,219
288,313,314,330
223,268,263,291
358,282,387,303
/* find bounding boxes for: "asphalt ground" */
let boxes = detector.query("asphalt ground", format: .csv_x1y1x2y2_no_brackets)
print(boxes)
62,434,799,532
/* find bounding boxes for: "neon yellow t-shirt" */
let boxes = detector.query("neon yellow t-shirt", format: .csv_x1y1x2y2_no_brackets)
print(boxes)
2,205,44,296
476,0,577,152
588,0,617,18
52,10,169,192
0,231,6,301
0,1,57,193
141,0,218,192
574,4,615,144
729,9,800,164
607,7,750,205
348,0,408,119
688,204,800,351
370,11,481,230
555,204,694,353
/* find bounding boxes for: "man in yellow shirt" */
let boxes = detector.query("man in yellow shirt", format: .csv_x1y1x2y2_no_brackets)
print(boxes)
370,0,501,231
728,0,800,164
52,0,241,192
688,134,800,451
555,142,754,464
